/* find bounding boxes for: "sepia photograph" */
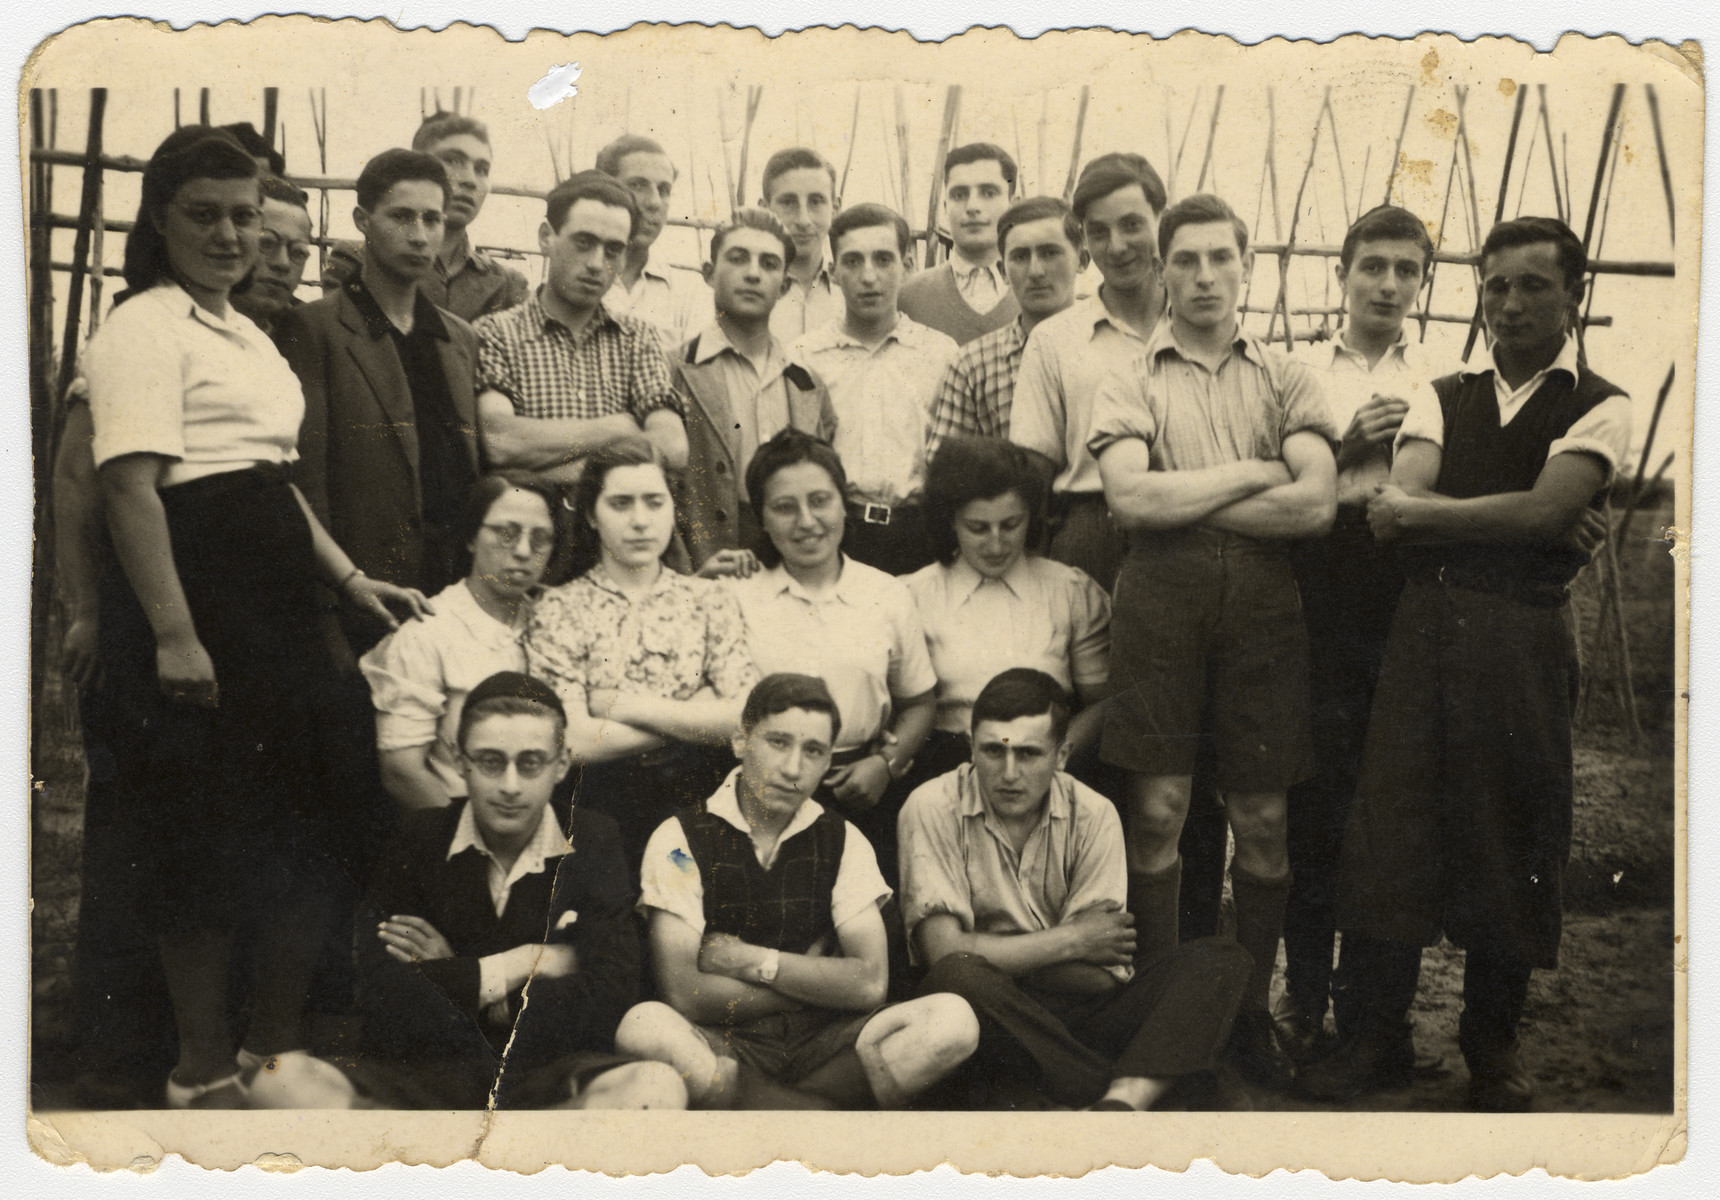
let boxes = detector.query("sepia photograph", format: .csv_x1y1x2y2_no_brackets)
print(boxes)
14,9,1697,1185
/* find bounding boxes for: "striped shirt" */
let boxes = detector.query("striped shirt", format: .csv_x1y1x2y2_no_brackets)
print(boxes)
925,316,1028,462
473,289,681,424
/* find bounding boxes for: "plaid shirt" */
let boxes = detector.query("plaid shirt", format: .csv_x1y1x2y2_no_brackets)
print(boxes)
472,289,681,423
926,315,1028,462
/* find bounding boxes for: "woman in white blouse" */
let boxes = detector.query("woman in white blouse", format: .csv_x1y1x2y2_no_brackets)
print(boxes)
361,475,561,813
82,126,428,1108
904,437,1112,791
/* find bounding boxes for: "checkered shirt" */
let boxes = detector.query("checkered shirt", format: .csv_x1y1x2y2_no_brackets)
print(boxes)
472,289,682,423
926,316,1028,462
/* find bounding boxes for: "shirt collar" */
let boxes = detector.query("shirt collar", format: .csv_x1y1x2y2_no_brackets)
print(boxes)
764,557,863,605
821,312,933,353
345,276,449,342
950,254,1004,284
528,288,621,338
446,799,572,874
1330,324,1418,367
947,555,1031,602
1145,316,1261,367
1460,333,1582,385
708,768,827,858
955,762,1072,826
583,564,680,601
447,579,528,640
692,320,786,371
153,280,263,338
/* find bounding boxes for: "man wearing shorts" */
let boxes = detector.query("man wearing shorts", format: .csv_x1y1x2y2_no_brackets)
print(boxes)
1088,193,1337,1088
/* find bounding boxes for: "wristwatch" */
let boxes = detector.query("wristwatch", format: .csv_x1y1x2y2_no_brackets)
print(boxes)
756,949,781,984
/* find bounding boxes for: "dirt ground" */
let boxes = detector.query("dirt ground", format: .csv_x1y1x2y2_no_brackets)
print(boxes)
27,500,1680,1113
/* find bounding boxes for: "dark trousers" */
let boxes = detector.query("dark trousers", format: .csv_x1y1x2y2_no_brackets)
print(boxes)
1047,492,1126,593
918,940,1251,1108
1342,934,1532,1063
844,503,933,577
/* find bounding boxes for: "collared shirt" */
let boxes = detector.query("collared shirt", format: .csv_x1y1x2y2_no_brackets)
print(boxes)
689,320,793,492
603,262,716,355
1396,334,1633,482
321,230,529,324
1296,328,1442,507
1010,291,1157,496
445,799,575,1007
359,580,529,799
898,763,1132,982
343,277,474,533
905,556,1111,735
474,289,682,424
950,254,1008,314
926,316,1028,462
792,314,959,506
638,769,891,935
730,559,938,753
770,260,843,344
524,566,758,716
1086,320,1337,471
84,282,304,485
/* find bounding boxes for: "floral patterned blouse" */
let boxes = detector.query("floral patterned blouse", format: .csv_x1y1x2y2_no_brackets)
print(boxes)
524,566,759,716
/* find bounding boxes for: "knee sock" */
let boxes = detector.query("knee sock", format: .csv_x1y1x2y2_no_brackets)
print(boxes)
1127,859,1184,966
1229,866,1292,1013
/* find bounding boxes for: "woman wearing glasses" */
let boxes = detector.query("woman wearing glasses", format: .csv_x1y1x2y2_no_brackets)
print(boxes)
81,126,430,1107
524,436,759,868
361,475,563,814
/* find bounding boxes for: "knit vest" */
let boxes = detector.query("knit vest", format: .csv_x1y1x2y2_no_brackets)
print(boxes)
898,262,1021,345
677,806,846,953
1406,364,1624,590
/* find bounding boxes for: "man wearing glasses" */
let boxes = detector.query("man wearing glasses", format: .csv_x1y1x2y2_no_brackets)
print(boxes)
231,175,315,341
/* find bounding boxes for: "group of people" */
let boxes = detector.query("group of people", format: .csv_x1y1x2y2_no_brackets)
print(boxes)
50,107,1630,1115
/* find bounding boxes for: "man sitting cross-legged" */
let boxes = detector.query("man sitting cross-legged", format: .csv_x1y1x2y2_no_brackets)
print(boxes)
617,673,980,1109
903,669,1251,1111
344,671,686,1110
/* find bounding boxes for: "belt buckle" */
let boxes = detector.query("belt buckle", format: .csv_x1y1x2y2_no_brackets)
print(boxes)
863,503,892,526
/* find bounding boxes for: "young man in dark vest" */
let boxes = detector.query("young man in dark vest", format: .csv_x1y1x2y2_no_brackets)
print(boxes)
1302,217,1632,1111
673,209,838,572
899,142,1021,345
618,673,980,1108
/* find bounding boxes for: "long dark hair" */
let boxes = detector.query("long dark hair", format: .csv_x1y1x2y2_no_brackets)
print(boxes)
122,125,261,298
565,436,673,579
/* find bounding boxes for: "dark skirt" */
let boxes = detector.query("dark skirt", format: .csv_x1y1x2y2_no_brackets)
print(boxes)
98,466,344,933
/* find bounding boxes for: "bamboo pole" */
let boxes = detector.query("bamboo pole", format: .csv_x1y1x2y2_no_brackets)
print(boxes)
1382,85,1415,205
1323,98,1352,228
1462,81,1529,360
88,148,105,333
1171,87,1202,200
1011,101,1026,198
1061,85,1090,203
1562,133,1573,228
1615,363,1676,547
1267,89,1328,348
1239,89,1277,324
1453,86,1484,277
734,84,763,211
1038,93,1050,202
199,87,210,125
879,103,902,214
837,85,862,207
56,88,106,406
1515,113,1539,219
1581,84,1626,253
1645,83,1675,246
1193,85,1224,195
1617,451,1675,546
717,90,738,221
1538,86,1566,224
1354,145,1370,226
312,88,329,280
174,87,182,129
923,86,962,268
1581,110,1627,338
262,87,278,153
893,86,913,220
1599,517,1643,742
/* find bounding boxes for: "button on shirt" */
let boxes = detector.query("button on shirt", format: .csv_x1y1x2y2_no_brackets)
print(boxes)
473,290,682,424
926,316,1027,461
1010,291,1157,496
83,282,304,483
603,264,716,355
951,255,1008,314
359,580,529,799
1395,334,1633,483
793,315,960,506
1087,320,1337,472
770,261,843,344
1296,328,1443,508
898,763,1132,982
638,769,891,934
730,559,939,754
688,320,793,495
906,556,1111,735
525,566,758,715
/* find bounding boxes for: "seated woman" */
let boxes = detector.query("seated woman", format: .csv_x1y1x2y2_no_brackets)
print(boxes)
729,429,937,885
524,436,759,868
360,475,561,812
903,436,1112,792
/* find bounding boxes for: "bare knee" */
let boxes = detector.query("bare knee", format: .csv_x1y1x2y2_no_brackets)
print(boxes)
576,1060,689,1110
1126,774,1192,866
903,993,982,1061
615,1000,688,1056
1226,791,1289,875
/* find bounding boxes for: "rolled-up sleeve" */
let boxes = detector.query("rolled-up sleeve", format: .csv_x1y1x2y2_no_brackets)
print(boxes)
895,782,975,949
1394,383,1448,452
1084,367,1156,461
637,816,705,931
1550,392,1633,483
359,625,446,752
832,823,893,932
1276,356,1340,443
84,301,188,468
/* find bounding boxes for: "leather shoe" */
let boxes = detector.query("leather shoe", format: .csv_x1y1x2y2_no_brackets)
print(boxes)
1465,1044,1534,1113
1272,992,1334,1066
1296,1018,1415,1102
1225,1009,1297,1091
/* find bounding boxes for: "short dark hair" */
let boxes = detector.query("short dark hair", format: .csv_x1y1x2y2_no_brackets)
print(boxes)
971,668,1072,745
595,133,676,180
760,147,836,201
996,196,1082,259
744,429,850,569
124,126,260,295
1157,192,1249,260
710,207,796,272
219,122,285,175
1072,152,1168,222
741,673,842,744
566,436,671,578
458,671,567,750
1340,204,1435,273
454,473,562,578
829,202,911,258
545,169,639,236
1480,215,1587,290
260,174,309,209
355,148,450,212
413,111,490,153
923,438,1049,567
945,142,1017,193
